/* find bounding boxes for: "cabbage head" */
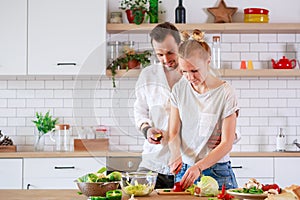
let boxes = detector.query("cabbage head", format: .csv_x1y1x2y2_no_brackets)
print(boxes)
197,176,219,197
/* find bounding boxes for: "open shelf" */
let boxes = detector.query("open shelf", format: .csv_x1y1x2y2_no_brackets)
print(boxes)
106,69,300,78
107,23,300,33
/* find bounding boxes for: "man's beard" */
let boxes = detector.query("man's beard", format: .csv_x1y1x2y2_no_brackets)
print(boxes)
164,62,178,71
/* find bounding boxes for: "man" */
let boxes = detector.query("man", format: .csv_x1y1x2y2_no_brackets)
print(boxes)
134,22,181,188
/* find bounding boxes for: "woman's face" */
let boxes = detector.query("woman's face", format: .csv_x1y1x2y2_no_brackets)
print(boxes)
152,34,179,71
179,55,210,87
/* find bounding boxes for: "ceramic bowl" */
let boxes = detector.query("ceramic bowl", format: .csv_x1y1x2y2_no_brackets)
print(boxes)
75,181,119,197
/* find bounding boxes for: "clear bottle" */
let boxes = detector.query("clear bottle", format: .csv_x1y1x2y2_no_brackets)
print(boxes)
211,36,221,69
149,0,159,23
175,0,186,23
276,128,286,151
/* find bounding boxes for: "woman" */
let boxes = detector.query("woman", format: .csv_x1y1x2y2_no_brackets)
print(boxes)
168,38,239,190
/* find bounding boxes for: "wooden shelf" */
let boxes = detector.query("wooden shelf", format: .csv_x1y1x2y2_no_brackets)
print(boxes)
106,69,300,78
107,23,300,33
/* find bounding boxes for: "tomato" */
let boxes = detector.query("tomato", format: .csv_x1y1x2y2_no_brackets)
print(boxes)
262,184,281,193
194,186,201,195
173,182,184,192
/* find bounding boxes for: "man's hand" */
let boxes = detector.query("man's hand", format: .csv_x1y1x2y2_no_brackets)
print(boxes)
207,135,221,149
169,156,182,175
146,127,163,144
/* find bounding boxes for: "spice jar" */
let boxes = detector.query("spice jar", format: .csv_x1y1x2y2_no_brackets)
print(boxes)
110,12,123,23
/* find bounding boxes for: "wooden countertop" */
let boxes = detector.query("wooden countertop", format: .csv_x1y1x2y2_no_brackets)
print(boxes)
0,189,212,200
0,151,299,158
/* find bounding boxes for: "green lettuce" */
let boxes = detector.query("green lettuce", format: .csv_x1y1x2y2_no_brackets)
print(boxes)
197,176,219,197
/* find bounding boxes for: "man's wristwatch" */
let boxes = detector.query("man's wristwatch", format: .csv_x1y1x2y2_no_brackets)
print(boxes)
142,125,151,139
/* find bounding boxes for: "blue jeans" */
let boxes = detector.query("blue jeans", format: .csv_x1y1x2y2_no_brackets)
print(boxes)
175,161,238,190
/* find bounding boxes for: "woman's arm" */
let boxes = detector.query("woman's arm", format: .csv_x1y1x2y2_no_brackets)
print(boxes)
168,105,182,174
180,112,237,188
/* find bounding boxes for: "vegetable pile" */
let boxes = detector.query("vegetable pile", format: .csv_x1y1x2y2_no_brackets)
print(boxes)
231,178,281,195
77,167,122,183
123,180,154,196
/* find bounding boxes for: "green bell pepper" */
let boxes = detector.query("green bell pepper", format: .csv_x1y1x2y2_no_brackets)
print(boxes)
106,190,122,200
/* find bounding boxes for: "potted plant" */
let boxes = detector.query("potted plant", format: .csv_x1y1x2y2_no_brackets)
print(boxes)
107,48,152,87
120,0,148,24
119,0,163,24
32,111,58,151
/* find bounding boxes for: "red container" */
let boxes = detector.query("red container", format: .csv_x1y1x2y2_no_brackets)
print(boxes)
244,8,269,15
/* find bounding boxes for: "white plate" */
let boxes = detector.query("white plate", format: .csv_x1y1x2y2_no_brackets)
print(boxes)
227,189,268,200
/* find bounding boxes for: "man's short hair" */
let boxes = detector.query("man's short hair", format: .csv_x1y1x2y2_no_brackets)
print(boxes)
150,22,181,45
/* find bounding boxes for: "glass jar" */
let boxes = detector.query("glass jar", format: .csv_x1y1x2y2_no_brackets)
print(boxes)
122,41,135,53
110,12,122,23
107,41,122,65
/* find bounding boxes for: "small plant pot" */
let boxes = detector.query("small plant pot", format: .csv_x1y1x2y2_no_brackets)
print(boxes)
128,59,140,69
126,9,146,25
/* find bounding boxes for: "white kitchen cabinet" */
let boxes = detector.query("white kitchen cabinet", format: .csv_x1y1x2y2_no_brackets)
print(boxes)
231,157,274,187
0,159,23,189
274,157,300,187
28,0,107,75
0,0,27,75
23,157,106,189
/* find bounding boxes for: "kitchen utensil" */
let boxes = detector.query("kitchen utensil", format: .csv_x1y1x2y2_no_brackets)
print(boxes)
240,60,246,69
50,124,70,151
244,14,269,23
155,189,190,195
244,8,269,15
271,56,297,69
244,8,269,23
120,172,157,196
247,60,254,70
75,181,119,197
227,188,267,199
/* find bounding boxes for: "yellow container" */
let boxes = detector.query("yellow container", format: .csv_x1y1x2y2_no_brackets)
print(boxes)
244,14,269,23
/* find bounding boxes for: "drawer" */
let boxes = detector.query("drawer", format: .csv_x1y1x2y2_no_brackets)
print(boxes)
231,157,273,178
24,157,106,178
0,159,22,189
24,178,77,189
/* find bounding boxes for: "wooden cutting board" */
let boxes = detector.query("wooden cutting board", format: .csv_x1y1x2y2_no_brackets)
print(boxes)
156,189,190,195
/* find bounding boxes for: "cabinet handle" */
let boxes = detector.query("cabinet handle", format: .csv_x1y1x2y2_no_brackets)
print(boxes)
27,184,31,190
232,166,243,169
57,63,77,66
54,166,75,169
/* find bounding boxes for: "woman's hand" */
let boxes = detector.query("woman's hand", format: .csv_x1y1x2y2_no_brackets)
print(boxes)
180,165,201,189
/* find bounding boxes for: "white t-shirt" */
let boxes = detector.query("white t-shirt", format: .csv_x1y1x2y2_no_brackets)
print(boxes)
171,76,239,166
134,63,175,174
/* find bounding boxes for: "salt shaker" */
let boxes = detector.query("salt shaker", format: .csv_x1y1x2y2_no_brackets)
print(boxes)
276,128,286,151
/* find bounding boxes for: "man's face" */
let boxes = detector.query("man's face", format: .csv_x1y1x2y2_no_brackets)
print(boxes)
152,34,179,71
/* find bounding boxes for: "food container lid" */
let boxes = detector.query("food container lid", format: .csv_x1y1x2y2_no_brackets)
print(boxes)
55,124,70,130
244,8,269,15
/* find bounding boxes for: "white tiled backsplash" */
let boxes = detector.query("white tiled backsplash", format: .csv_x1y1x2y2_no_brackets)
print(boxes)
1,32,300,152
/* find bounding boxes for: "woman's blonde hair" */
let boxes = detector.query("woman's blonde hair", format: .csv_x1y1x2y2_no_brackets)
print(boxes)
178,29,211,61
178,39,210,61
